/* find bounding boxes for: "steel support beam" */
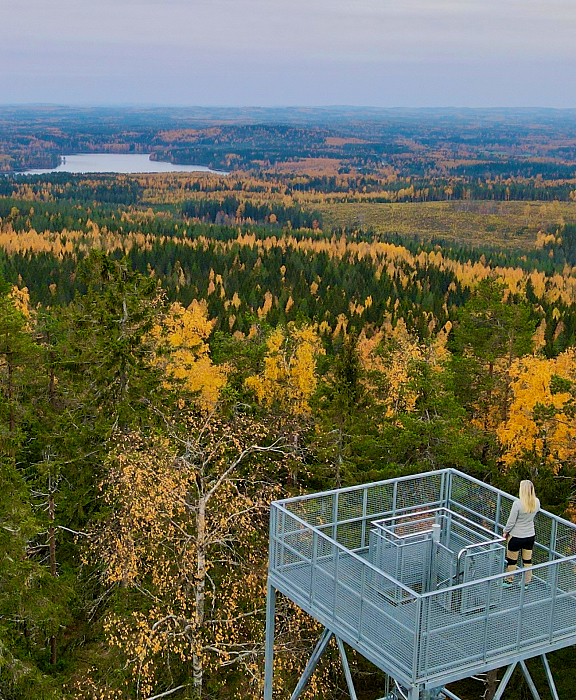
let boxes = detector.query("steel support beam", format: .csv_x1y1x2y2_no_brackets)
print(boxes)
290,628,333,700
541,654,560,700
519,661,541,700
440,687,465,700
336,637,358,700
263,583,276,700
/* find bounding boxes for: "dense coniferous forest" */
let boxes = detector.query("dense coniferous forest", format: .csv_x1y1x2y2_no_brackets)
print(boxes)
2,108,576,700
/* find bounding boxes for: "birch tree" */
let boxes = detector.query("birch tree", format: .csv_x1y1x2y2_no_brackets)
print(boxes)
85,413,287,700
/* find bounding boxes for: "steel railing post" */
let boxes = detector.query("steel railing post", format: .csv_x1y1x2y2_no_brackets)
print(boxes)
548,559,559,643
361,486,368,549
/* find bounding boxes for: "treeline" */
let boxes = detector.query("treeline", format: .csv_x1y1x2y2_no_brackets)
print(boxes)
0,174,145,205
279,173,576,202
3,193,576,355
181,196,322,228
1,255,576,700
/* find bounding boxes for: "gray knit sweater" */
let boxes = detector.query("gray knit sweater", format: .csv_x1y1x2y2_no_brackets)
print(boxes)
503,498,540,538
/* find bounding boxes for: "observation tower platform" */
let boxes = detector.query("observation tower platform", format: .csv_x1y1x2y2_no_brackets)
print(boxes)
264,469,576,699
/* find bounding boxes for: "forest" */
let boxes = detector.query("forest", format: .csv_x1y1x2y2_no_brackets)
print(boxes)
2,109,576,700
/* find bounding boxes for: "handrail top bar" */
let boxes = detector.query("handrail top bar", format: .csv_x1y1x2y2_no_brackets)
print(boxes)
274,467,452,504
272,467,576,531
456,537,507,562
371,506,501,540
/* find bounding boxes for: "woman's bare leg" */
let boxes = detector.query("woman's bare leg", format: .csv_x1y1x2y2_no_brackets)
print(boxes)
522,548,533,584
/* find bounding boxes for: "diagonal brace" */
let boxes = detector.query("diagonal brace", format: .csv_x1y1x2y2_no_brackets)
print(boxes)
335,636,358,700
541,655,560,700
290,628,333,700
519,660,541,700
492,663,517,700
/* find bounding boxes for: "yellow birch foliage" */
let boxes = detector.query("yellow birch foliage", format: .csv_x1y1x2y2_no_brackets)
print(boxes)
497,349,576,471
268,599,346,700
382,320,424,416
149,299,227,410
245,323,324,417
85,420,282,700
358,319,449,419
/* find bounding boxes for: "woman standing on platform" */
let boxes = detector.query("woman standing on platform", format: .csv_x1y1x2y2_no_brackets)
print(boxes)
503,480,540,587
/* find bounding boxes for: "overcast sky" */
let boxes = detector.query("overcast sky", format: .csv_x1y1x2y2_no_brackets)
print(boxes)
3,0,576,107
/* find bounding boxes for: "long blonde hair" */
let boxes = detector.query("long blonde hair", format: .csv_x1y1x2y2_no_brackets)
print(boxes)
519,480,537,513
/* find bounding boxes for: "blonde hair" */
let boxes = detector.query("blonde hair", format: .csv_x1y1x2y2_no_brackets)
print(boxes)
519,480,537,513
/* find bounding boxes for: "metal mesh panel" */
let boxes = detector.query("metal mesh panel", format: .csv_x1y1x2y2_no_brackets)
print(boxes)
434,543,456,589
533,512,553,563
396,473,443,513
365,482,394,519
419,598,486,677
286,492,335,527
333,553,363,631
369,527,431,599
453,474,498,523
551,558,576,637
312,536,337,614
283,529,313,562
360,581,418,675
499,497,513,526
422,579,524,677
485,607,522,658
337,488,364,523
336,520,364,551
521,601,551,646
555,520,576,558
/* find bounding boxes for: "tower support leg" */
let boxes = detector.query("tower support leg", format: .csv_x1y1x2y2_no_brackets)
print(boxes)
335,636,358,700
290,628,333,700
519,661,541,700
264,583,276,700
541,654,560,700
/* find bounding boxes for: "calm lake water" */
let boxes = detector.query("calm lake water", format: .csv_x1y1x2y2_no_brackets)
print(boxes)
22,153,227,175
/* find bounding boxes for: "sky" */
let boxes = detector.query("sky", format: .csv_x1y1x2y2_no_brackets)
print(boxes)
2,0,576,107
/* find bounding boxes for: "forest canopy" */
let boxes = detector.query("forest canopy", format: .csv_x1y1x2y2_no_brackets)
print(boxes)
2,108,576,700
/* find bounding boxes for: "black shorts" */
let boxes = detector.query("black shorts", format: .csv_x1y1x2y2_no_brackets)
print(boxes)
507,535,535,552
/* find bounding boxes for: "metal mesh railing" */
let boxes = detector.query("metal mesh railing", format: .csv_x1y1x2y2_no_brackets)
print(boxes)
270,504,420,682
269,468,576,687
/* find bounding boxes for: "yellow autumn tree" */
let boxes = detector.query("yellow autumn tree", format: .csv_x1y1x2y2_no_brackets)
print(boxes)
245,323,324,418
149,299,227,410
8,285,33,324
85,417,287,700
497,349,576,473
357,319,450,419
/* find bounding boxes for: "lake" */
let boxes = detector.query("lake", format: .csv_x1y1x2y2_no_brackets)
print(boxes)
22,153,227,175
